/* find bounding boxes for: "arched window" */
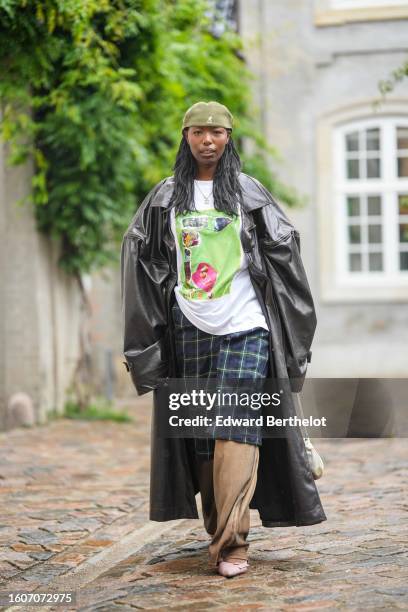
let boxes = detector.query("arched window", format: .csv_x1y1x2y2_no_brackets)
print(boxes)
317,103,408,301
335,118,408,276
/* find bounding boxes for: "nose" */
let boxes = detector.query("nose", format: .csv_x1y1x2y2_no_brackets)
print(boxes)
203,131,214,144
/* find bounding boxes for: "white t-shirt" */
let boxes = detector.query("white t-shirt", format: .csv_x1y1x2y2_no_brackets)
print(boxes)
169,179,269,335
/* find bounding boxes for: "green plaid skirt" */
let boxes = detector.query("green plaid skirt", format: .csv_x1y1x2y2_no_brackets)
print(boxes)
171,299,270,460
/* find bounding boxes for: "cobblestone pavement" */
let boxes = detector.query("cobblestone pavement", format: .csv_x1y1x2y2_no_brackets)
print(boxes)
0,396,407,611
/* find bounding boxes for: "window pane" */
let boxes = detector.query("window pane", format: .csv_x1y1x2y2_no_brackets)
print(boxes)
368,224,382,243
347,159,359,179
397,126,408,150
399,223,408,243
349,253,362,272
367,196,381,215
398,194,408,215
366,158,380,178
347,196,360,216
366,128,380,151
368,253,383,272
400,252,408,271
348,225,361,244
397,157,408,178
346,131,359,152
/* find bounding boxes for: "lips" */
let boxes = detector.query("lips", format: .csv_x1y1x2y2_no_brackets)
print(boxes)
201,150,216,156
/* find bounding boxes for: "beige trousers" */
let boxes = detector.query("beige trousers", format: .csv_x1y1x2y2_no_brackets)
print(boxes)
196,439,260,567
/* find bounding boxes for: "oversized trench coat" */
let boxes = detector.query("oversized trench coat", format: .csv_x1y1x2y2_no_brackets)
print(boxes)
120,172,327,527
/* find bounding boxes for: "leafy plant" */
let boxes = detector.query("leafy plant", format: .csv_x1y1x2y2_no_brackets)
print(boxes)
64,398,133,422
378,58,408,96
0,0,299,276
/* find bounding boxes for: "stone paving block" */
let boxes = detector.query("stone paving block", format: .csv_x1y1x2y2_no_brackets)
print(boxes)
0,562,20,580
75,538,114,549
49,552,88,565
0,547,35,566
20,563,72,583
254,549,298,561
26,551,54,561
17,529,59,545
10,543,44,553
42,544,66,552
375,564,408,578
374,586,408,597
283,602,340,610
40,519,102,533
58,534,88,545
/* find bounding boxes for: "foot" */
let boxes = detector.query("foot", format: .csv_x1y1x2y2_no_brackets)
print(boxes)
217,559,249,578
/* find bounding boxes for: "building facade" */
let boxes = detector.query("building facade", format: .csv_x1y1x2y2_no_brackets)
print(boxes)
239,0,408,376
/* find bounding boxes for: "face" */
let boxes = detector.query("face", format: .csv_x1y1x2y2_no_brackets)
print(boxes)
185,126,230,168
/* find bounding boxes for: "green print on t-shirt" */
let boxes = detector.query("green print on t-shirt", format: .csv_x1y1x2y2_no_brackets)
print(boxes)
175,209,242,300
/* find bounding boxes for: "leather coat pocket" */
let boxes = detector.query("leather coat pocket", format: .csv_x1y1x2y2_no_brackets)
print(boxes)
124,339,169,396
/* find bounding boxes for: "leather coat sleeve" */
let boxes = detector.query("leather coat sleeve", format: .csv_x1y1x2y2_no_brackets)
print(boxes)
120,183,170,395
254,185,317,393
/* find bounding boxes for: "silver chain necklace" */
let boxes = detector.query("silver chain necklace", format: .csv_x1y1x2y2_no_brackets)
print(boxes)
195,180,213,206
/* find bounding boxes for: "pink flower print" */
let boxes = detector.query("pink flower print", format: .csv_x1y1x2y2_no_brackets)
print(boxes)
191,262,218,295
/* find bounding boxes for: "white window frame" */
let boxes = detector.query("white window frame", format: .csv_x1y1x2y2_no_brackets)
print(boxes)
331,0,408,8
314,0,408,25
317,99,408,302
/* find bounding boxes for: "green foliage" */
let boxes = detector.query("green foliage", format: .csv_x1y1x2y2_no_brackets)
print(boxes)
378,59,408,96
0,0,298,275
64,398,133,422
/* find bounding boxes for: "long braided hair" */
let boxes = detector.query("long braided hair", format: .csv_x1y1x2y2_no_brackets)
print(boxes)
168,130,243,216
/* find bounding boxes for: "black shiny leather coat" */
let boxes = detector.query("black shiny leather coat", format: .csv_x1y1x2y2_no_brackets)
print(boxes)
120,173,327,527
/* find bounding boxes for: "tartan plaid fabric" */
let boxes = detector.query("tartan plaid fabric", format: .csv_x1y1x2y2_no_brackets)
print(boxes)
171,300,269,460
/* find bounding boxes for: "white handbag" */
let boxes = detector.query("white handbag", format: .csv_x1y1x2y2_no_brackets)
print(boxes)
303,436,324,480
293,393,324,480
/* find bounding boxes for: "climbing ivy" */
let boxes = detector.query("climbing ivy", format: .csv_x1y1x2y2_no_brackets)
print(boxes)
0,0,298,275
378,58,408,95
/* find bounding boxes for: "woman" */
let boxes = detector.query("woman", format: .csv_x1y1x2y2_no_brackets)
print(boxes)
121,101,326,578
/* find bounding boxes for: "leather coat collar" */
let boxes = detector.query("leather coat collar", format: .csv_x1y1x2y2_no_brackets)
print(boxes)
150,173,269,212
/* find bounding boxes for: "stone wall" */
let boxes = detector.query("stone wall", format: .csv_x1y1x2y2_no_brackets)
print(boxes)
0,140,82,429
88,265,135,400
